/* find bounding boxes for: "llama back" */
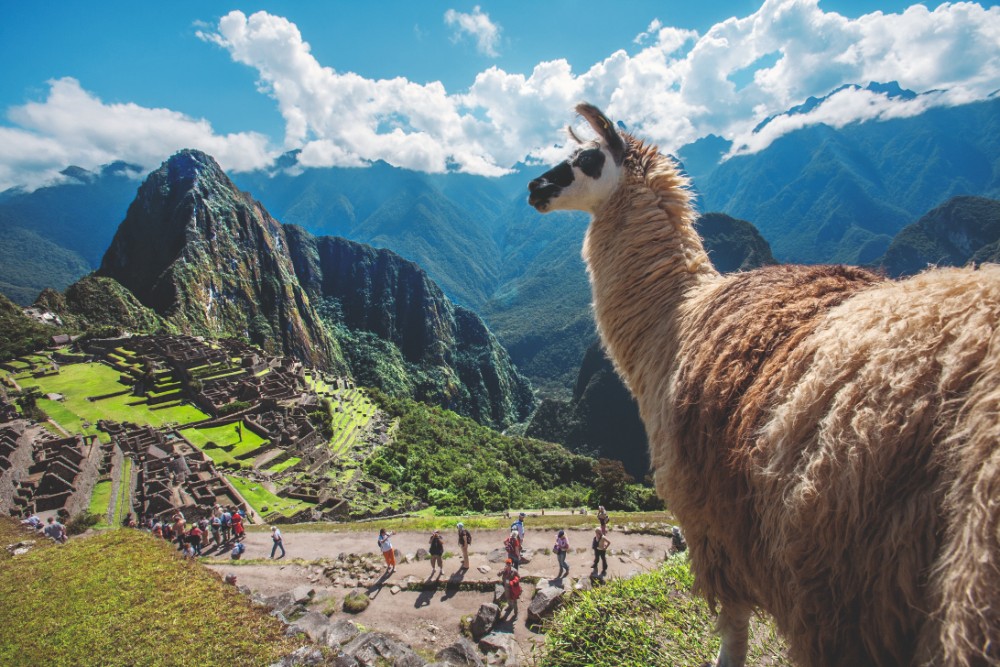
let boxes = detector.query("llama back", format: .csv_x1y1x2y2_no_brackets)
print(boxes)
648,263,1000,666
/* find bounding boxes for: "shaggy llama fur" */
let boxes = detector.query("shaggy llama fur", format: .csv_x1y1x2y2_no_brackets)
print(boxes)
527,103,999,667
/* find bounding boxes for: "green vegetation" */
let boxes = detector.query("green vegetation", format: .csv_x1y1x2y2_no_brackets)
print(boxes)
180,422,267,467
0,292,70,360
365,390,596,513
0,521,300,666
267,456,301,473
225,475,314,518
541,553,789,667
87,481,113,528
342,590,370,614
15,362,207,440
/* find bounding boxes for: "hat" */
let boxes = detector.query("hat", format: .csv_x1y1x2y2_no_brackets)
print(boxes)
505,558,512,564
672,526,681,535
456,522,463,529
557,530,565,536
519,512,526,518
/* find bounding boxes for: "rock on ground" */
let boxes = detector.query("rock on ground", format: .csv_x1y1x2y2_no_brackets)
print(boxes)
435,637,484,666
470,603,499,641
526,584,567,625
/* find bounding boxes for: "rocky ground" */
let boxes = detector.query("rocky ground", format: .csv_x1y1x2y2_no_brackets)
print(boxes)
204,525,676,665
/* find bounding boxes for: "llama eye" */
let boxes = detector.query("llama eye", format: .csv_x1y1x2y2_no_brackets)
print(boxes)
574,150,605,178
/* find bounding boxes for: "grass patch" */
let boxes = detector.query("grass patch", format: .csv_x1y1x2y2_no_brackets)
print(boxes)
540,553,789,667
246,510,677,534
88,481,114,528
19,362,208,438
0,522,301,665
267,456,301,474
225,476,314,518
179,422,267,466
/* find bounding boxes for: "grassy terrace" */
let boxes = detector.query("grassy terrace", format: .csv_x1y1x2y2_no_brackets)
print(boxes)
88,481,113,528
267,456,301,473
179,421,268,467
226,475,314,517
13,362,208,440
0,521,300,665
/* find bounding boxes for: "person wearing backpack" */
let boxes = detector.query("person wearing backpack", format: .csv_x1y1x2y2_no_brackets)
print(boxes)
456,523,472,570
504,529,522,569
429,529,444,575
554,529,570,579
270,525,285,559
231,541,245,560
592,528,610,576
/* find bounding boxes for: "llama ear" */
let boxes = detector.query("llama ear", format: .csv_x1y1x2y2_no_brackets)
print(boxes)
576,102,626,165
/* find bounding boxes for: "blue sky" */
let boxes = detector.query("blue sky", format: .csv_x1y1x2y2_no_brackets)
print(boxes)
1,0,998,189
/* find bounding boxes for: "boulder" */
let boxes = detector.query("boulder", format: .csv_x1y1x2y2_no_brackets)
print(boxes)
526,585,567,625
470,603,499,641
285,611,332,643
517,549,532,565
326,619,361,647
342,631,427,667
479,633,520,667
435,638,484,666
486,549,507,564
415,548,430,561
290,585,316,604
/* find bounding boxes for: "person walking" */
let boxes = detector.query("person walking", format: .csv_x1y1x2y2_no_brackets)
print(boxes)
429,529,444,576
270,525,285,559
597,506,609,534
456,522,472,570
504,529,522,569
511,512,526,543
554,529,570,578
499,559,522,621
592,527,610,576
378,528,396,573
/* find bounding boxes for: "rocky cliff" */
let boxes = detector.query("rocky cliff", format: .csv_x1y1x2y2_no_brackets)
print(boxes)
285,227,534,429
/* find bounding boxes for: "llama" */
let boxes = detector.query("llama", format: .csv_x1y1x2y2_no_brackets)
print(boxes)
528,103,1000,667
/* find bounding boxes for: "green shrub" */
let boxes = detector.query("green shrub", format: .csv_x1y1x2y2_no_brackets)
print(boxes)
342,591,370,614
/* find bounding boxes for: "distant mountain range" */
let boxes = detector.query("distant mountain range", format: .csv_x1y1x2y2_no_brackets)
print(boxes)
3,84,1000,399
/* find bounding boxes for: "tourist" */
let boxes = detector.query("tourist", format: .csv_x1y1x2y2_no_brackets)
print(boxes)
270,525,285,559
182,542,196,559
504,529,522,569
231,541,246,560
592,528,610,576
499,559,521,621
378,528,396,573
554,529,570,579
43,516,66,544
173,514,186,551
511,512,526,543
188,523,203,556
210,514,222,546
429,529,444,575
456,522,472,570
152,520,163,539
597,506,609,534
221,508,233,543
231,511,245,542
197,517,210,549
20,513,41,530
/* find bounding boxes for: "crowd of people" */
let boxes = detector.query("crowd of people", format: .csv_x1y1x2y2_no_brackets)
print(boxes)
125,504,251,560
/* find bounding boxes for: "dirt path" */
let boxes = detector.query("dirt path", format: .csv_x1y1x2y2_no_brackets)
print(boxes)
205,526,674,660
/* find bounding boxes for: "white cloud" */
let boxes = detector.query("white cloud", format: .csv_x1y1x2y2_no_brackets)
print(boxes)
3,1,1000,190
0,77,273,191
444,6,501,57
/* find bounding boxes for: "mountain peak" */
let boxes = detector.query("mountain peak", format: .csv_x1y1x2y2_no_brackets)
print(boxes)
161,149,227,186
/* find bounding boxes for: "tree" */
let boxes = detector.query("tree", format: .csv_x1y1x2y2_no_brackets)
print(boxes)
591,458,634,510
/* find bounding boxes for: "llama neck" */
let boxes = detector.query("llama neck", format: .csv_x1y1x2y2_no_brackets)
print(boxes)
582,169,718,397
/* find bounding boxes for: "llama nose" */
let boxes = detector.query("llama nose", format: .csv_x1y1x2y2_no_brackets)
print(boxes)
528,178,544,193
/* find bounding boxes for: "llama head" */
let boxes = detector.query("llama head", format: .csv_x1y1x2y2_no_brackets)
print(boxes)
528,103,628,214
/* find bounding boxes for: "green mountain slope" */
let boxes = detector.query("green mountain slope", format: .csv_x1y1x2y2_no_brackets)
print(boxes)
877,196,1000,277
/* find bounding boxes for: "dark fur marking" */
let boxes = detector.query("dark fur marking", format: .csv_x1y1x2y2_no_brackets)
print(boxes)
573,148,605,178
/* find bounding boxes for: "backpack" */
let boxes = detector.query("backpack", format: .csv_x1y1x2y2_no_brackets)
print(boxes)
504,535,517,555
508,575,522,599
